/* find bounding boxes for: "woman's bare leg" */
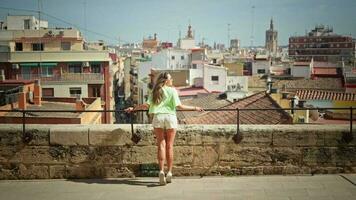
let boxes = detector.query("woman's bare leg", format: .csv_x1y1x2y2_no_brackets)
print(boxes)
165,128,176,172
154,128,166,171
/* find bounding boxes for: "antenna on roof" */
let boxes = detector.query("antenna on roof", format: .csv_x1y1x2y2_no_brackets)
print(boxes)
178,25,181,39
227,23,231,49
250,5,255,48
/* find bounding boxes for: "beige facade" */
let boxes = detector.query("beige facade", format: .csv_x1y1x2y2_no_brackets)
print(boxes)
151,69,190,87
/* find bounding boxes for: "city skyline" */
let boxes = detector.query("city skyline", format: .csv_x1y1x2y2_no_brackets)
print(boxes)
0,0,356,47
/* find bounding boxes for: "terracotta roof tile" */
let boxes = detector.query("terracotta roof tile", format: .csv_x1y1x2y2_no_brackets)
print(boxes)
182,92,292,125
296,90,356,101
313,67,338,75
248,76,344,92
177,93,230,121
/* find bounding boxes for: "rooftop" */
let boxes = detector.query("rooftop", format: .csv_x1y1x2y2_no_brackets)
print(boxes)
182,92,292,125
313,68,338,75
4,101,79,118
177,93,230,121
176,86,210,97
296,90,356,101
274,77,344,92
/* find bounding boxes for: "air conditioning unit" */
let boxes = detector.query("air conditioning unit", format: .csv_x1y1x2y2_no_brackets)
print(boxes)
227,85,233,91
12,64,19,70
82,62,90,67
236,83,242,91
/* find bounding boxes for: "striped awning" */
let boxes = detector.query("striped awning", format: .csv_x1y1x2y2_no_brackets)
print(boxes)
19,63,57,67
39,63,57,67
20,63,38,67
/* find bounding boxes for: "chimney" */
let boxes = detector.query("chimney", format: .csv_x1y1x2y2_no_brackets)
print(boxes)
18,92,27,110
266,76,273,94
75,95,86,111
154,33,157,40
0,69,5,81
33,79,41,106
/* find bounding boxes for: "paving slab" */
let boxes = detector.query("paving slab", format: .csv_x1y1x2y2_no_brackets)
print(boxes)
341,174,356,185
0,175,355,200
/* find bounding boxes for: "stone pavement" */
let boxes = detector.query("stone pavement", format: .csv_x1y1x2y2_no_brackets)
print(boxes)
0,175,355,200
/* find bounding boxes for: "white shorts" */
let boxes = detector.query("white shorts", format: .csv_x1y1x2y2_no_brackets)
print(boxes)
152,114,178,129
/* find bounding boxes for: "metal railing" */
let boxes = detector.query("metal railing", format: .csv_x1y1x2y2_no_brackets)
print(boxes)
0,107,354,144
17,73,104,83
0,86,21,106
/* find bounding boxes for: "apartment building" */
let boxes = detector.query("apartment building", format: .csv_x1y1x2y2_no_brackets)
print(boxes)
289,25,355,63
0,15,112,123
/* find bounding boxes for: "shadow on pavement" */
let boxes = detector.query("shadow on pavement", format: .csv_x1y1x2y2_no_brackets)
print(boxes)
67,179,163,187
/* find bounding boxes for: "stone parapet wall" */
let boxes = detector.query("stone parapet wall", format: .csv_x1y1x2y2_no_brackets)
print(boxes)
0,124,355,179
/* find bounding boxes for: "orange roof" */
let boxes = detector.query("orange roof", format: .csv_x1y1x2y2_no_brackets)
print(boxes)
313,67,337,75
176,86,209,97
182,92,292,125
191,48,204,52
296,90,356,101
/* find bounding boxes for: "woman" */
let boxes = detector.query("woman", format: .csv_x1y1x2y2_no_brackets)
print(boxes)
125,72,203,185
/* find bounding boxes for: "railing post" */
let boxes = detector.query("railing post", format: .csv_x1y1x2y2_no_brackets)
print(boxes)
233,108,243,144
130,112,134,136
129,110,141,144
237,108,240,134
22,110,25,138
350,107,353,134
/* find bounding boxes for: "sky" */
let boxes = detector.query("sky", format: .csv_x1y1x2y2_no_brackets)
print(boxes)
0,0,355,47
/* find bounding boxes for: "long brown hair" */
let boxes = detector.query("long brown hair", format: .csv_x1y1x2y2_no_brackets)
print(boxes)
152,72,169,105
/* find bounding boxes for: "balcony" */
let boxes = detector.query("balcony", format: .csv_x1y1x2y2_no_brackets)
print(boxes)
7,51,110,63
17,73,104,84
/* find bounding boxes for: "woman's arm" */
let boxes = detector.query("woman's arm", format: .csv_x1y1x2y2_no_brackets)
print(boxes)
125,103,150,113
176,104,204,111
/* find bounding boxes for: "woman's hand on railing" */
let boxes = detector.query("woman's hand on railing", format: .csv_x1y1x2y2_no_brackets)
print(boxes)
124,107,134,113
195,106,204,112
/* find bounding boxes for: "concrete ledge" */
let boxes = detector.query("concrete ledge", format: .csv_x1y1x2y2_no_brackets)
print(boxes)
88,125,132,146
50,126,89,146
0,124,355,179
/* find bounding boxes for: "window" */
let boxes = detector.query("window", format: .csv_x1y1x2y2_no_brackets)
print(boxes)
68,63,82,73
69,87,82,98
24,19,30,29
41,66,53,77
90,63,101,73
42,88,54,97
192,64,197,69
15,43,23,51
92,87,101,97
171,56,175,60
257,69,266,74
61,42,71,50
21,67,31,80
181,55,184,60
32,43,44,51
211,76,219,84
